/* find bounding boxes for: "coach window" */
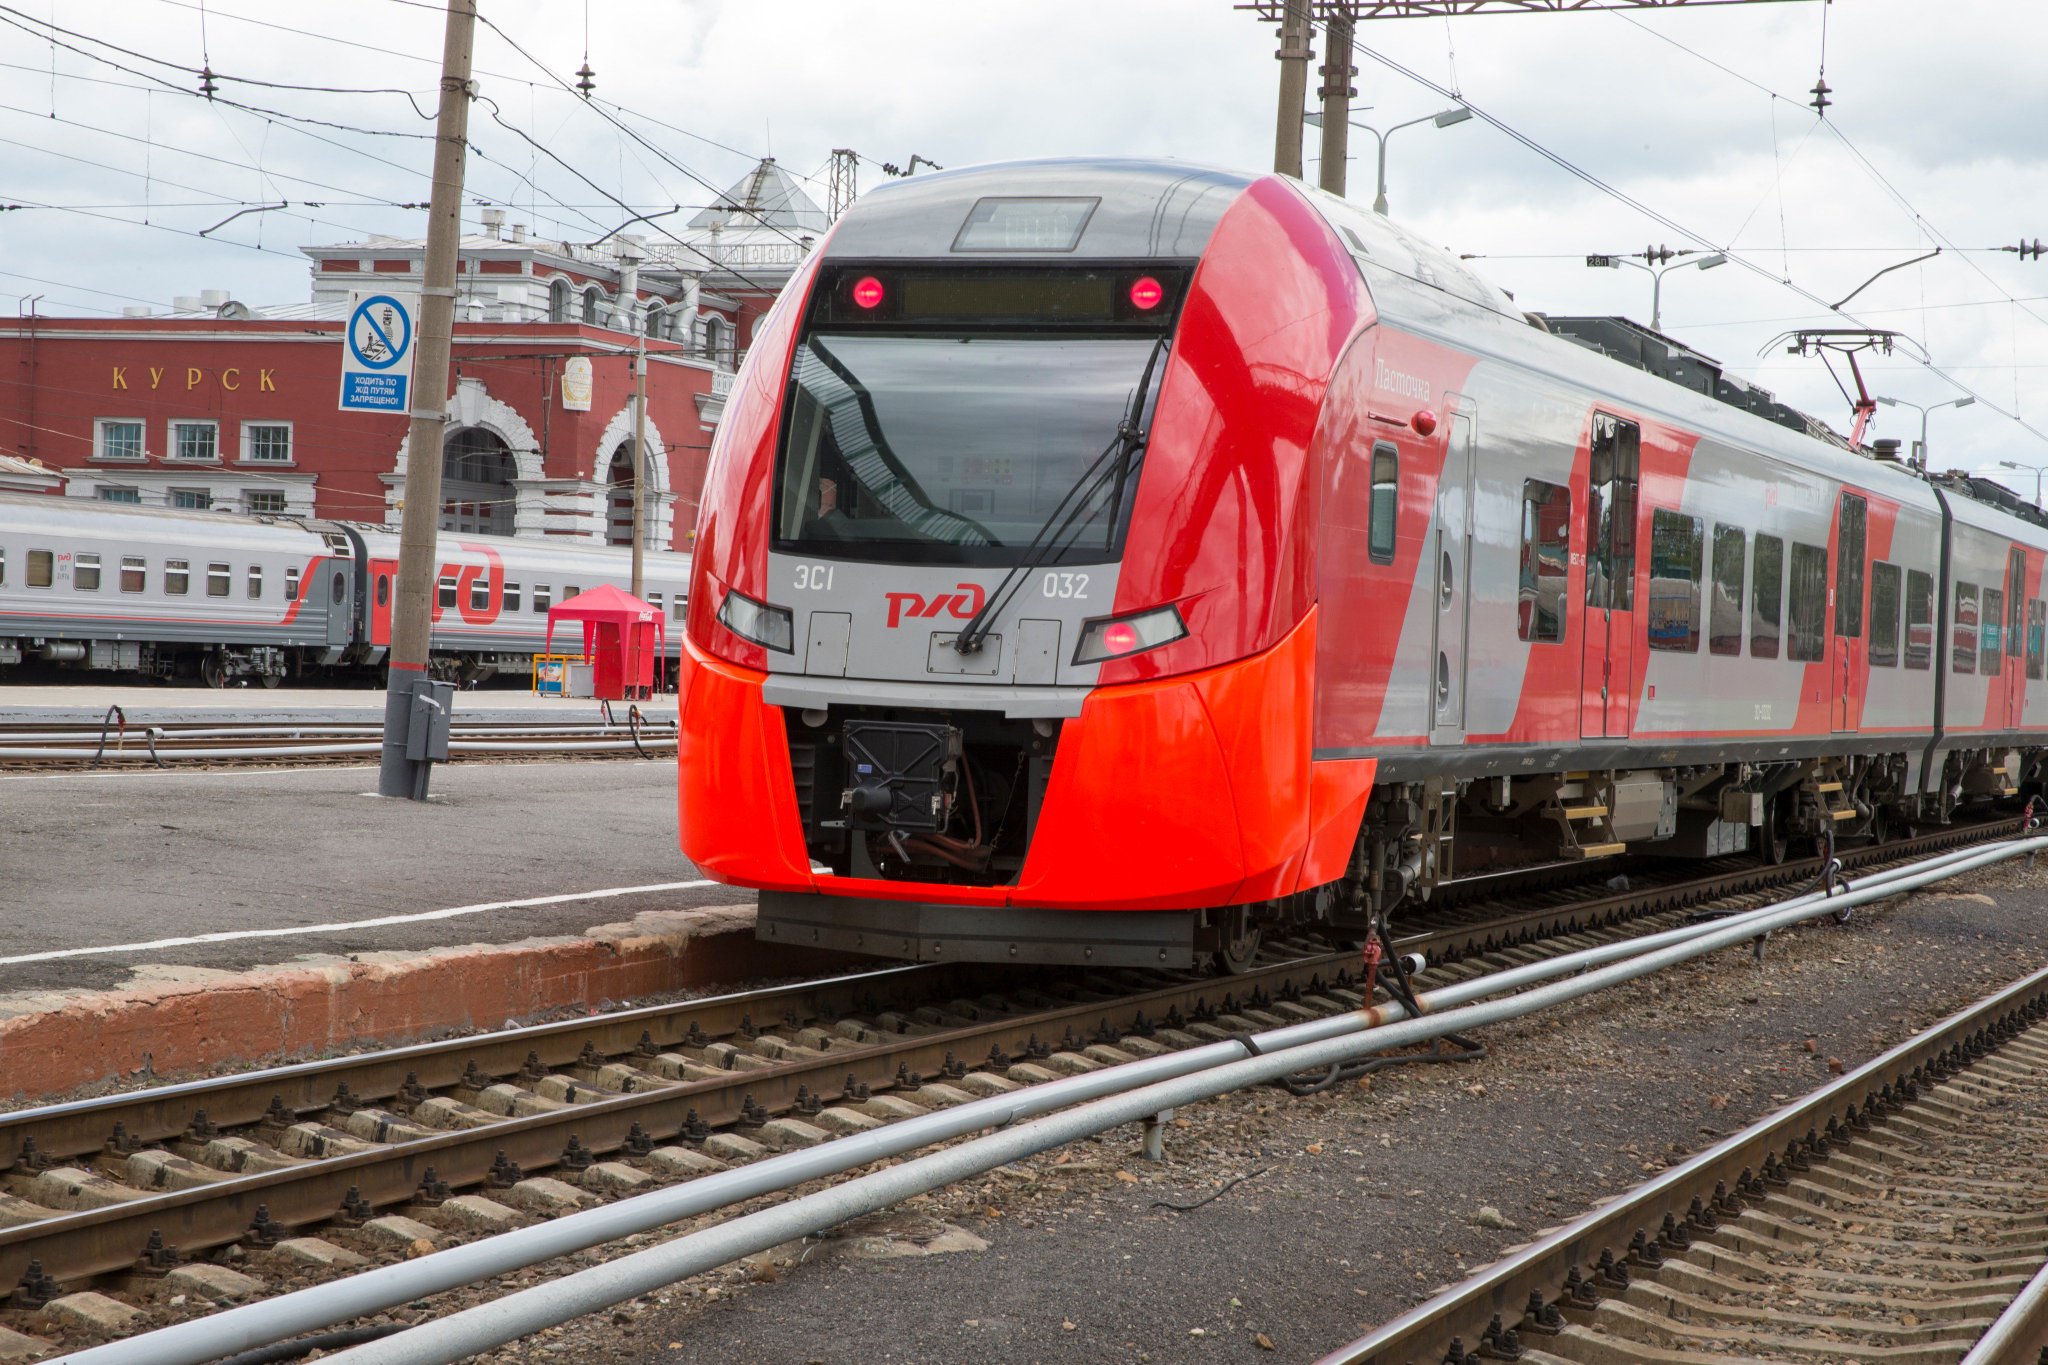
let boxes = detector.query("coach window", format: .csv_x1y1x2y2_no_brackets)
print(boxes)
285,567,300,602
248,566,264,600
1517,478,1569,643
504,582,522,613
377,573,390,607
0,547,6,585
648,591,664,615
673,595,686,620
1869,562,1901,667
2030,600,2046,681
1982,586,2005,676
1787,542,1828,662
27,549,51,588
1647,508,1702,652
1749,535,1784,659
1835,493,1866,638
534,584,552,613
1709,525,1746,656
1368,443,1399,564
438,575,458,610
121,556,146,593
1906,569,1934,669
207,563,231,597
1953,583,1979,674
470,577,490,612
331,573,345,606
75,553,101,591
165,559,189,595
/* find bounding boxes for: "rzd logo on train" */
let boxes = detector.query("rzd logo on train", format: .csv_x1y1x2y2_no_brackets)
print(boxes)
884,582,986,628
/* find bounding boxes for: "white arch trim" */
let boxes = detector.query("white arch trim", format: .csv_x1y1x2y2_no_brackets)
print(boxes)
595,401,675,550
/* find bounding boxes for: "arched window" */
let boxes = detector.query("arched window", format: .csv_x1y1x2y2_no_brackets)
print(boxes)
581,288,602,326
706,316,733,370
606,441,637,547
547,278,571,324
440,427,516,536
643,305,662,337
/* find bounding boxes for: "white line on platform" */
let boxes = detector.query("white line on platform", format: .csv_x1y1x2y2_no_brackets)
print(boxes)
0,879,728,967
0,765,382,782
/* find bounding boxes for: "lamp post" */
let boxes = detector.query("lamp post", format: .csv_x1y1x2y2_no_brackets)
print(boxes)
1304,105,1471,215
1875,394,1975,475
1585,249,1727,333
1998,459,2047,507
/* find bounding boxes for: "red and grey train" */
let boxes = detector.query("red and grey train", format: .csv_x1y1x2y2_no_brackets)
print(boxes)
676,157,2046,970
0,493,691,685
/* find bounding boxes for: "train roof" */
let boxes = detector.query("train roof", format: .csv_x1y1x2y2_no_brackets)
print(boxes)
340,522,691,570
824,157,1256,262
0,490,330,550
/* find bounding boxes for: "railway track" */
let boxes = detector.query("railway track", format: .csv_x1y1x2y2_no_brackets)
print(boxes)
1322,955,2048,1365
0,713,676,770
0,816,2020,1354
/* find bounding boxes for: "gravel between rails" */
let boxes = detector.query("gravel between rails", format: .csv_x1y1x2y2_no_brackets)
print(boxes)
434,858,2048,1365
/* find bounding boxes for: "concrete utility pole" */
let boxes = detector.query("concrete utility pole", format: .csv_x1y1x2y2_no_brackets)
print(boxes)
1317,9,1356,197
377,0,477,801
630,340,648,597
1272,0,1312,178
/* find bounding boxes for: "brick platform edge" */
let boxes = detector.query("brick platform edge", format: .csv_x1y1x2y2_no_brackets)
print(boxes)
0,904,858,1104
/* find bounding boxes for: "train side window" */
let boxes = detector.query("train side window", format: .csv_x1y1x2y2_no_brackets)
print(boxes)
121,556,146,593
673,595,686,620
1587,413,1640,612
1835,493,1866,638
27,549,51,588
207,563,231,598
1647,508,1702,652
285,567,300,602
1952,582,1979,674
534,584,552,613
247,566,263,599
1709,525,1745,656
1367,443,1398,565
165,559,189,595
505,582,522,613
1982,587,2005,676
1517,478,1569,643
470,577,489,612
0,547,6,586
437,575,458,609
648,591,665,614
1787,542,1828,662
1905,569,1934,669
2030,599,2046,681
75,553,101,591
1749,535,1783,658
376,574,390,607
331,573,345,606
1868,562,1901,668
2008,551,2025,672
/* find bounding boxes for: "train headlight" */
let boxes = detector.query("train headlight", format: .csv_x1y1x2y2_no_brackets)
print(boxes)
716,588,795,654
1073,604,1188,665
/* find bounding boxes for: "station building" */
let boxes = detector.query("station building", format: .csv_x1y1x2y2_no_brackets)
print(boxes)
0,158,826,550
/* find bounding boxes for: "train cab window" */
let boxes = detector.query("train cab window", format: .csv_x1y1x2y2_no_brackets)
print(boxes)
1647,508,1702,652
247,566,263,600
534,584,552,613
1905,569,1934,669
206,563,231,598
285,567,300,602
1750,534,1783,659
504,583,522,613
437,575,458,610
1982,587,2004,676
165,559,189,595
27,549,51,588
121,556,145,593
1953,583,1979,674
1787,542,1828,662
1369,443,1399,564
1835,494,1866,638
74,553,101,591
2030,600,2046,681
470,577,489,612
1868,562,1901,668
1587,414,1640,612
1709,525,1746,656
1517,479,1569,643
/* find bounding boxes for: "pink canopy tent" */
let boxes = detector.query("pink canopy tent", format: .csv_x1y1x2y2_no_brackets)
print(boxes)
543,582,666,699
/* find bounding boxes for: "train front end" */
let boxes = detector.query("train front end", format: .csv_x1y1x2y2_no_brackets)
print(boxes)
679,159,1376,968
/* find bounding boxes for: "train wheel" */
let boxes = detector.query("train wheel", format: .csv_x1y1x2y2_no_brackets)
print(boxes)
1758,794,1790,865
1213,907,1263,975
200,652,229,689
260,672,282,690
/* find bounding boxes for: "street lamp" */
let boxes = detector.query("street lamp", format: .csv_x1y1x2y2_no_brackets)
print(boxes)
1998,459,2046,506
1875,394,1975,475
1585,250,1727,333
1305,105,1472,216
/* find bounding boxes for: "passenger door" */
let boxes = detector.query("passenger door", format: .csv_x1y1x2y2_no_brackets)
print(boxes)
1580,413,1638,739
1833,492,1866,734
2005,548,2027,730
1429,404,1475,745
325,563,354,650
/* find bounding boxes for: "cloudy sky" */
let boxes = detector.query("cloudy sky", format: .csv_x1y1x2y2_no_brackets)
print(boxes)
4,0,2045,485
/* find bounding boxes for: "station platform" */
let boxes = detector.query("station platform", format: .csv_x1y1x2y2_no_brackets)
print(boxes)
0,684,674,726
0,752,815,1101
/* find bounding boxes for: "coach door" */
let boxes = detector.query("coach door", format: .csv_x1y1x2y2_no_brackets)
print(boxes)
2004,548,2027,729
1429,404,1475,745
325,564,353,650
1833,493,1866,734
1581,413,1639,739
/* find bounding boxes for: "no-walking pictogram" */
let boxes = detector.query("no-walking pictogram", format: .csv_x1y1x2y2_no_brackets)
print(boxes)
338,289,418,413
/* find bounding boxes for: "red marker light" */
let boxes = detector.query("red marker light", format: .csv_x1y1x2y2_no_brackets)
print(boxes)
1102,621,1141,655
851,276,886,310
1128,276,1164,311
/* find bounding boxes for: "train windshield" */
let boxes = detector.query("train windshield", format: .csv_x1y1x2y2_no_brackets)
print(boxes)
773,333,1165,565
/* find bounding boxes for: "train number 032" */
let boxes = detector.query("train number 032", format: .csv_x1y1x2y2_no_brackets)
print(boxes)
1041,572,1089,599
792,564,836,591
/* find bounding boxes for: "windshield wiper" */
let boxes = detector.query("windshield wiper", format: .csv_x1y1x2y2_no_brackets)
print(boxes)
953,336,1169,656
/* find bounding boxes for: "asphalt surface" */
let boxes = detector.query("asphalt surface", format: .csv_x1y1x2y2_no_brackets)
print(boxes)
0,757,738,996
0,683,675,726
